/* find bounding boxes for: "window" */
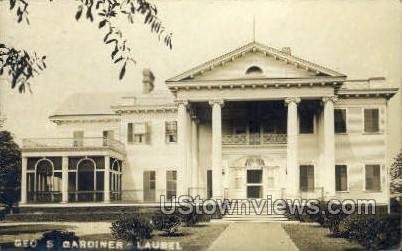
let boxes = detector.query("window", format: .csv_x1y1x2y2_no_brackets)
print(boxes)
103,130,114,146
334,109,347,133
364,109,379,133
300,165,314,192
299,111,314,134
73,131,84,147
335,165,348,191
128,122,148,144
166,170,177,200
365,164,381,191
245,66,263,75
165,121,177,143
247,170,263,184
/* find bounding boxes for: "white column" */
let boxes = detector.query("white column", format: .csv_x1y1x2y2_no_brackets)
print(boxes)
61,156,68,203
191,116,199,197
20,157,27,204
104,156,111,203
323,96,337,197
177,100,188,196
285,97,301,197
186,109,192,195
209,99,224,199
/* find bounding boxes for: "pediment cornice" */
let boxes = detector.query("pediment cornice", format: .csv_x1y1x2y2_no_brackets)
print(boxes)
167,41,345,83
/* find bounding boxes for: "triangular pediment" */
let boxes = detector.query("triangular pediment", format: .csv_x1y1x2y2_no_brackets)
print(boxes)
167,42,345,82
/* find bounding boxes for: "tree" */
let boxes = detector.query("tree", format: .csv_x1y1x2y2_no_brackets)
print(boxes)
390,151,402,201
0,0,173,93
0,131,21,206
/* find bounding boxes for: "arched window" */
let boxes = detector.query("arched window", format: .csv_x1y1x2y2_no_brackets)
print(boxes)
77,158,96,191
36,159,54,192
245,66,263,76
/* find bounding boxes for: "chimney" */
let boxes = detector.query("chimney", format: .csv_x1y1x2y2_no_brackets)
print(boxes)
142,68,155,94
281,47,291,55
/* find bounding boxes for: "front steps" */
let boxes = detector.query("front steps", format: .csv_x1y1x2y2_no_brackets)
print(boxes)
218,203,290,222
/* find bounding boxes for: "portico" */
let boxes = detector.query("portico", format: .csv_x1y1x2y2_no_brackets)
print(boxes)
166,41,345,201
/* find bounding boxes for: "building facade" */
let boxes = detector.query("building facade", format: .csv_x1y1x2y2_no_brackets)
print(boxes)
20,42,398,206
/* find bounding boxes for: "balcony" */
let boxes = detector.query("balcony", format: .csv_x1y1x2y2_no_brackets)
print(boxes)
22,137,126,155
222,133,287,145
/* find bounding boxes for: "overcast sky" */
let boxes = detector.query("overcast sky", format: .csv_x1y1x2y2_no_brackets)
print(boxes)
0,0,401,151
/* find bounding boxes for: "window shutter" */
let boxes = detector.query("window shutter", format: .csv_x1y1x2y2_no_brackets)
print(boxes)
127,123,133,143
146,122,152,144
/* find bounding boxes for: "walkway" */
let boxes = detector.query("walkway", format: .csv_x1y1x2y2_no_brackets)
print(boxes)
207,222,299,251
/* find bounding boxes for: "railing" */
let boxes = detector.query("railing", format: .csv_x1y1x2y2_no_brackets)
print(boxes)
222,133,287,145
27,191,62,203
22,137,126,154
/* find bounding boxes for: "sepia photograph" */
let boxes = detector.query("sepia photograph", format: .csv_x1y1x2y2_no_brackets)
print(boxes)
0,0,401,250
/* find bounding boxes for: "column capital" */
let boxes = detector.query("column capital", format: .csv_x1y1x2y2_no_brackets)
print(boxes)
208,99,224,107
322,96,338,104
284,97,301,105
175,99,189,107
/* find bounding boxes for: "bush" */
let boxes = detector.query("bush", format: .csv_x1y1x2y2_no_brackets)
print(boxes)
152,213,181,236
111,215,153,245
337,214,400,250
175,208,212,227
37,230,79,250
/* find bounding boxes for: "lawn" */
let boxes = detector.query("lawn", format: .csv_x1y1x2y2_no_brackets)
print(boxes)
81,223,228,251
282,224,364,251
0,222,228,251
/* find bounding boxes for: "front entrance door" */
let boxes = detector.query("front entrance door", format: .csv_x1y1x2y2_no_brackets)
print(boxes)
246,169,263,198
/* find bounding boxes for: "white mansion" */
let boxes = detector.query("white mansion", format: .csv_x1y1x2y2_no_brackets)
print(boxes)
19,42,398,206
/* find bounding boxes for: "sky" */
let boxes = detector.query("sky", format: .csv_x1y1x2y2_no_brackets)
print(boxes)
0,0,401,153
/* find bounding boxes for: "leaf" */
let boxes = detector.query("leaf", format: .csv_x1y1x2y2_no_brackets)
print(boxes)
98,19,107,28
86,8,94,22
119,62,126,80
114,56,123,63
10,0,16,10
75,5,83,20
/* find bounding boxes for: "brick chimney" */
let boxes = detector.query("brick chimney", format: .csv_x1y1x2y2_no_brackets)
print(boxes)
142,68,155,94
281,47,291,55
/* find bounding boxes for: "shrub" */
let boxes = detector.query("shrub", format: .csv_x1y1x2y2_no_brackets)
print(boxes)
37,230,79,250
111,215,153,245
175,208,212,227
152,213,181,236
337,214,401,250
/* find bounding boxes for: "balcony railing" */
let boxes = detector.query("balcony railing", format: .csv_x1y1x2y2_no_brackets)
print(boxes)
22,137,126,154
222,133,287,145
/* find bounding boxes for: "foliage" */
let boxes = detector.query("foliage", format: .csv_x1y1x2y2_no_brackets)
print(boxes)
37,230,80,251
176,208,212,227
0,44,46,93
2,0,173,91
390,151,402,200
337,214,400,250
0,131,21,206
152,212,181,236
111,215,153,244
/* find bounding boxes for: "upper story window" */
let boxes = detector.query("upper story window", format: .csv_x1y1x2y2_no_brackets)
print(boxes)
334,109,347,133
165,121,177,143
103,130,114,146
73,131,84,147
364,108,379,133
299,110,314,134
127,122,149,144
365,164,381,191
245,66,263,76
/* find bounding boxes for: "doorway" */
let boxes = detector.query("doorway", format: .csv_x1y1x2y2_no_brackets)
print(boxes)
246,169,263,198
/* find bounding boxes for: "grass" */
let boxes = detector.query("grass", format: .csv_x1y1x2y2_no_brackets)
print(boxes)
282,224,364,251
81,223,228,251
